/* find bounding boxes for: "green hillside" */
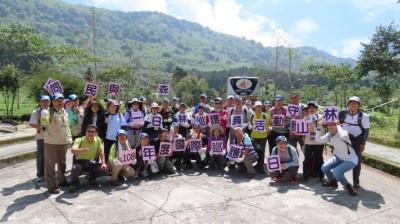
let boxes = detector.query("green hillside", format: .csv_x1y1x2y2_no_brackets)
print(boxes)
0,0,354,75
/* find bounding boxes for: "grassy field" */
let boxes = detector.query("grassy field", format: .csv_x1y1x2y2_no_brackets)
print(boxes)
369,110,400,148
0,87,38,120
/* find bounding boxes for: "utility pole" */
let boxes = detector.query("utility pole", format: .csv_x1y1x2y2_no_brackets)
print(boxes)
90,0,97,81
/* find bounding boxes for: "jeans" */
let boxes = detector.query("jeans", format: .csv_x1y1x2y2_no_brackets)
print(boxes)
321,155,356,185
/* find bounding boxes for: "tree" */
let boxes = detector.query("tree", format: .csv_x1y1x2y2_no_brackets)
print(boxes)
172,66,187,84
0,64,22,117
357,23,400,104
173,75,212,106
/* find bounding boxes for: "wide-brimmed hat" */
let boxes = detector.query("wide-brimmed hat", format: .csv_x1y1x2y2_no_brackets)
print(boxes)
210,125,224,135
347,96,361,107
128,98,140,105
150,102,159,109
253,101,262,109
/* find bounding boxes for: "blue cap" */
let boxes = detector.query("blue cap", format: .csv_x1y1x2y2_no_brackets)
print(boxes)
139,133,149,139
68,94,78,101
234,96,242,101
53,93,65,100
198,103,206,109
276,136,288,142
199,94,207,99
179,103,187,108
162,98,169,103
116,129,127,136
172,96,179,101
40,95,50,101
245,100,252,105
264,101,272,106
171,122,179,128
274,95,283,101
139,96,146,101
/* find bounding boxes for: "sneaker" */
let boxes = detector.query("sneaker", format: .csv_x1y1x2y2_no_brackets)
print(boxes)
85,175,96,184
132,173,139,179
141,170,149,177
272,175,282,181
48,187,60,194
322,179,338,188
109,179,120,186
257,167,266,174
280,173,286,180
36,177,44,183
69,186,77,193
228,164,236,170
301,177,308,183
291,178,299,184
58,181,71,187
353,183,361,189
118,175,126,181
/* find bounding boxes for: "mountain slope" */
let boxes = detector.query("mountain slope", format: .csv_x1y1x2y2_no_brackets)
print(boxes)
0,0,355,74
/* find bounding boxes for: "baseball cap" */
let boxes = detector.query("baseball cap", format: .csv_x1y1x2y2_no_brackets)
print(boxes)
234,96,242,101
253,101,262,108
227,95,234,100
40,95,50,101
276,136,288,142
214,97,222,102
172,96,179,101
68,94,78,101
117,129,127,136
139,133,149,140
179,103,187,108
245,100,252,105
139,96,147,101
264,101,272,106
128,98,140,104
53,93,65,100
199,94,207,99
274,95,283,101
198,103,206,109
162,98,169,103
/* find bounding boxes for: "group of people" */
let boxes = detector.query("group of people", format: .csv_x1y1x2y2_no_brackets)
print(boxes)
29,91,370,197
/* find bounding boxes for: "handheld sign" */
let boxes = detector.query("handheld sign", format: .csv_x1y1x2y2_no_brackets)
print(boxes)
210,140,225,155
152,116,162,128
209,113,220,125
231,114,243,128
294,120,310,136
83,82,99,97
265,155,281,173
43,78,54,93
107,82,121,96
195,114,207,127
159,142,172,157
173,138,186,152
322,106,339,124
272,114,285,127
176,113,189,125
286,104,300,118
142,146,156,161
120,149,136,165
158,84,169,96
190,139,202,153
227,145,242,160
253,119,266,132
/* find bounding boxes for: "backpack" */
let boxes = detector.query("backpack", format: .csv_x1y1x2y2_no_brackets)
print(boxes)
273,145,296,158
250,137,262,151
230,108,248,121
250,113,266,125
338,109,364,131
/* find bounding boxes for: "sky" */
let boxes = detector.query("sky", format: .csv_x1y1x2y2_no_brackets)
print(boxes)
62,0,400,59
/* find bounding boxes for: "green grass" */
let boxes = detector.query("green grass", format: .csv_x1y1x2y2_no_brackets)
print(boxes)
0,87,38,120
369,111,400,148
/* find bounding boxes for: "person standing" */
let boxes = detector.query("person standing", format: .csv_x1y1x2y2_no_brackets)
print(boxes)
248,101,269,173
124,98,145,148
104,100,127,162
29,95,51,183
67,94,84,142
227,96,250,144
288,92,306,151
40,93,72,194
268,95,290,155
338,96,370,188
81,101,107,141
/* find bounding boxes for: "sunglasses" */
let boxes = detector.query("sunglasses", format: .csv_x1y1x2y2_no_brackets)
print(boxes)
86,130,96,133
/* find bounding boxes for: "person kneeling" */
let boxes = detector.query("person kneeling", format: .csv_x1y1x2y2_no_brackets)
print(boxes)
312,121,358,196
70,125,109,193
270,136,299,184
108,129,137,186
232,127,258,179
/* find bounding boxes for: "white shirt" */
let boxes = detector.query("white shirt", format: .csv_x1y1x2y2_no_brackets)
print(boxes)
341,112,370,137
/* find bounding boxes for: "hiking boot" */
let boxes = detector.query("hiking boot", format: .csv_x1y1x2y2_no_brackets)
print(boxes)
322,179,338,188
48,187,60,194
132,173,139,179
301,177,308,183
228,164,236,170
345,183,357,196
109,179,120,186
85,175,96,184
291,178,299,184
353,183,361,189
246,173,255,179
141,170,149,177
58,181,71,187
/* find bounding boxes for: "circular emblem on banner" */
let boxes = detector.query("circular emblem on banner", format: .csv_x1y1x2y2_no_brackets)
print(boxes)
236,78,252,89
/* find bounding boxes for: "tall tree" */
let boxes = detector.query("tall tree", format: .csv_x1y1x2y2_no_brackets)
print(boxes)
357,23,400,104
0,64,22,117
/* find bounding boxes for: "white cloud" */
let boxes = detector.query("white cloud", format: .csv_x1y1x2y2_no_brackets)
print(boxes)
351,0,398,21
330,49,339,57
337,37,368,58
291,18,318,35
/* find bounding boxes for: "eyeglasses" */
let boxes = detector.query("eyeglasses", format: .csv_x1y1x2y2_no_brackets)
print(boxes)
86,130,96,133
